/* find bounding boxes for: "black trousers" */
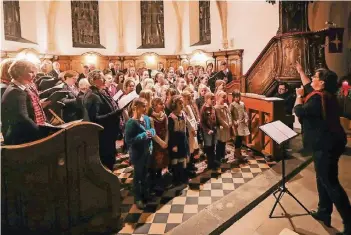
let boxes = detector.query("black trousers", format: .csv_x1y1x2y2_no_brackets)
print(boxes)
234,136,243,149
216,141,226,161
204,145,215,167
313,145,351,224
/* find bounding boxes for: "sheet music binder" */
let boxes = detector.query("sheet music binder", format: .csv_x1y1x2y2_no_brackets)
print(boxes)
259,120,297,145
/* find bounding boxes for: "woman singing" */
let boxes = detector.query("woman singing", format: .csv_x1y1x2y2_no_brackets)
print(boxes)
294,62,350,235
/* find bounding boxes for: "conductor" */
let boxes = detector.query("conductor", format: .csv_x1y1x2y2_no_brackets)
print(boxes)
294,62,350,235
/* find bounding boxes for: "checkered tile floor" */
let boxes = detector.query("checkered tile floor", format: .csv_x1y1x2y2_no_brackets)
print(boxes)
114,144,276,235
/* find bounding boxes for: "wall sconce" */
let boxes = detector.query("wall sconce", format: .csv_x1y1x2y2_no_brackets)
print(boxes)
16,48,41,64
82,52,101,66
142,52,159,65
190,50,208,64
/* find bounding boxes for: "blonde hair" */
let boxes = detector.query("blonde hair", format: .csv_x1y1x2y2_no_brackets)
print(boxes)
123,78,135,93
0,58,15,83
182,86,194,94
181,90,192,102
204,92,215,101
216,90,227,100
142,78,154,89
8,59,37,80
198,83,209,94
215,80,226,93
139,89,153,108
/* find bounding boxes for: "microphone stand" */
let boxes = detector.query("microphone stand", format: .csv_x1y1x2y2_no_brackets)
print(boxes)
208,70,222,83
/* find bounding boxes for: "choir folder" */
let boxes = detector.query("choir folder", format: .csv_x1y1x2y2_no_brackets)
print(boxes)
259,120,297,145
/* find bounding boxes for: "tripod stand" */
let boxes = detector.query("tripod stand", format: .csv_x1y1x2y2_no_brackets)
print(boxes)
269,143,310,218
259,120,310,218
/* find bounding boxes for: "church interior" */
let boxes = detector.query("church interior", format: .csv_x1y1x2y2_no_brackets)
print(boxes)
1,1,351,235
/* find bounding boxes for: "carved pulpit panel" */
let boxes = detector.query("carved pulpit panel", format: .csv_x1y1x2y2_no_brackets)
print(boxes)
3,0,21,41
71,1,104,48
199,0,211,44
281,38,303,77
140,0,165,48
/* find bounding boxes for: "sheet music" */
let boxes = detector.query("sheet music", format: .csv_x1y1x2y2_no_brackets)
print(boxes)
118,91,139,109
41,119,83,129
259,120,297,145
113,90,124,101
263,97,284,101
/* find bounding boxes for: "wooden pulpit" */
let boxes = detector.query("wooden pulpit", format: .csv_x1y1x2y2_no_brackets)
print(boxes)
240,94,295,159
1,122,122,234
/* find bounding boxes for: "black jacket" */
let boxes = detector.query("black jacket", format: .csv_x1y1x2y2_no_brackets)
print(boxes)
294,83,346,152
48,69,61,79
275,92,296,115
60,83,81,122
217,70,233,84
83,86,122,155
1,83,42,145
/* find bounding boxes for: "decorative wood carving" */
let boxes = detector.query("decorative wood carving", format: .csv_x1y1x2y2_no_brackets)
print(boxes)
199,0,211,45
281,37,303,77
239,29,329,96
278,1,310,34
71,1,104,48
140,0,165,48
246,43,279,94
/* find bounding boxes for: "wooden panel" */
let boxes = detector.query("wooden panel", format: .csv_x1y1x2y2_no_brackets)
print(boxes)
240,94,291,159
246,42,280,95
1,49,243,77
2,122,122,234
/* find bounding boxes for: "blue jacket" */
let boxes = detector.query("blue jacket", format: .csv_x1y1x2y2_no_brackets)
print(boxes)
124,115,155,164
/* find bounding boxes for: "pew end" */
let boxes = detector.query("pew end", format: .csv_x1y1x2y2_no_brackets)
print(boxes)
1,122,122,234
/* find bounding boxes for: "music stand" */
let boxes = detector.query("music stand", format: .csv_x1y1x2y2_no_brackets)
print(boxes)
259,120,310,218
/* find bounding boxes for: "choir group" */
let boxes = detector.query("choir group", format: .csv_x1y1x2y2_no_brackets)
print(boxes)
0,58,248,210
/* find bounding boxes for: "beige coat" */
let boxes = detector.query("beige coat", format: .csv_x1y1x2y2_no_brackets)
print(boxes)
214,104,232,142
230,101,250,136
184,105,199,153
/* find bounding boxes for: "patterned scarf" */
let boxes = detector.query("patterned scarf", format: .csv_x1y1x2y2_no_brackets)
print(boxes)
26,87,46,125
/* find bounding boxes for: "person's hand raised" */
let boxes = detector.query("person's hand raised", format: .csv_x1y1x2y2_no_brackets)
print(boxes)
295,86,304,97
295,61,303,74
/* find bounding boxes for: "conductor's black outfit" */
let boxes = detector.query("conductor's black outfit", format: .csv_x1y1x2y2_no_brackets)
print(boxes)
294,83,351,229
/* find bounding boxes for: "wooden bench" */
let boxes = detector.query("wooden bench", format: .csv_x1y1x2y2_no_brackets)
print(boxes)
1,122,122,234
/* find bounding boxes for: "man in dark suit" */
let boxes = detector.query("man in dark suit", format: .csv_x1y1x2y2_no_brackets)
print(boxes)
48,61,62,79
78,65,89,82
1,59,48,145
110,62,122,76
217,61,233,84
275,82,296,115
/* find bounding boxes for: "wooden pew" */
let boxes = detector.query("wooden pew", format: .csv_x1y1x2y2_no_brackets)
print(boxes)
1,122,121,234
240,94,295,159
